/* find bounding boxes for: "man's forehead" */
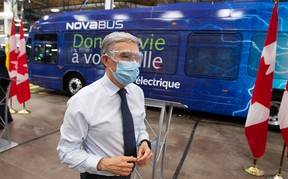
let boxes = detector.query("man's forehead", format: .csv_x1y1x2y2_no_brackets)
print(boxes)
113,41,139,51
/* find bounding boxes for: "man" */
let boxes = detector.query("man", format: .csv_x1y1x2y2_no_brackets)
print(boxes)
57,32,153,179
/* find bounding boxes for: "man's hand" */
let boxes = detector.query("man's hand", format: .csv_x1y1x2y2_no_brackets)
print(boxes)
97,156,137,176
136,141,153,167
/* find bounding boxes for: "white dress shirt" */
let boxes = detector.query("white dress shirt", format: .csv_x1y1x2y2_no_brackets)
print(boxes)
57,74,149,176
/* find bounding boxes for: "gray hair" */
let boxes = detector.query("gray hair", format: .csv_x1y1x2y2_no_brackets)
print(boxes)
101,32,140,55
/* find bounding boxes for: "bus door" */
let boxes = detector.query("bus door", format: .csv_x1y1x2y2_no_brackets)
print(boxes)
28,34,62,90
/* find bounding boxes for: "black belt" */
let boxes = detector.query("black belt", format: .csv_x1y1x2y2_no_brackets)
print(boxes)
80,172,131,179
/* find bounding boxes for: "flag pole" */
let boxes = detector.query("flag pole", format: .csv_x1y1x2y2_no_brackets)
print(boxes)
15,5,31,107
243,1,278,177
17,102,31,114
16,7,30,116
9,98,17,114
265,142,285,179
243,159,264,176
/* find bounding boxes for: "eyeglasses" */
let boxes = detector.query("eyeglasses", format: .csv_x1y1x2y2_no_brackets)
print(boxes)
105,50,143,64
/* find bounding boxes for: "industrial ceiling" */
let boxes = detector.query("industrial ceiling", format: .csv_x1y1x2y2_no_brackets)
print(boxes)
0,0,217,33
1,0,213,22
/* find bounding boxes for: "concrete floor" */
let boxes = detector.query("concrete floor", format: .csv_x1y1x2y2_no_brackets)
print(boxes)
0,87,287,179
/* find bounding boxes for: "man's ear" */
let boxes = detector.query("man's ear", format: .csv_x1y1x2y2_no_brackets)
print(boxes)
102,54,109,67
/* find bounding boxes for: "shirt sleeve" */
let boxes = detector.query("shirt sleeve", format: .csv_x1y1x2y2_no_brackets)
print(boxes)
136,88,150,145
56,96,102,174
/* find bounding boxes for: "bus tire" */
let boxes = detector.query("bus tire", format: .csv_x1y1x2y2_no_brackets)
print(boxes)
269,92,282,131
65,74,85,96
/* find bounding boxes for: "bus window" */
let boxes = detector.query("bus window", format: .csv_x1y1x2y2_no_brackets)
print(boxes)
33,34,58,64
34,43,45,62
34,43,57,64
137,32,179,75
249,33,288,79
26,38,32,62
45,44,57,63
185,33,241,80
248,34,265,77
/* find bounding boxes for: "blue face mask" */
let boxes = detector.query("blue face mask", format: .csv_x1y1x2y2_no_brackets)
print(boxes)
109,61,140,86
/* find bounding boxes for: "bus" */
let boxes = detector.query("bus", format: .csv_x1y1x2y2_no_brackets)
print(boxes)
26,0,288,130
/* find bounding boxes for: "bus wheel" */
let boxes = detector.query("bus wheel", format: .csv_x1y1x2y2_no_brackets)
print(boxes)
268,93,282,131
66,74,85,96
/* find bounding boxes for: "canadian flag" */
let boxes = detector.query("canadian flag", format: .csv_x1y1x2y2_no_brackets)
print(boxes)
8,19,18,98
245,2,278,159
16,18,30,104
278,81,288,155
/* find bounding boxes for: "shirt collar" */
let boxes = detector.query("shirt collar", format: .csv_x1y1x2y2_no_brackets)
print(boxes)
102,73,131,96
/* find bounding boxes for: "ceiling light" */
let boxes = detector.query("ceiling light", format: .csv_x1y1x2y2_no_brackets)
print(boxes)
50,8,60,13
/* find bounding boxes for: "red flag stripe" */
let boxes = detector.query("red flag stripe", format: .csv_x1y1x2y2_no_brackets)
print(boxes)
245,121,268,158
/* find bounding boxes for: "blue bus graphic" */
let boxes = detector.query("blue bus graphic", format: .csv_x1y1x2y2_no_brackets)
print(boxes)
26,1,288,129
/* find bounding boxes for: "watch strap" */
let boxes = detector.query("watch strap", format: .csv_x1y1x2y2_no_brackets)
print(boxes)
139,139,151,149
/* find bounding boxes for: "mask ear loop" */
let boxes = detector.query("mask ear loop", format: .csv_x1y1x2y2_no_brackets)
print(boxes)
103,53,117,74
108,66,115,74
105,53,120,64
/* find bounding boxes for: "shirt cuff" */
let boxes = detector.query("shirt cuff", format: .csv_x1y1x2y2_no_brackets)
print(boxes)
85,154,102,174
137,133,149,145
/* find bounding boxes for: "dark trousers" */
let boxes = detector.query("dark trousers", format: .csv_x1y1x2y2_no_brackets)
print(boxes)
80,172,131,179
